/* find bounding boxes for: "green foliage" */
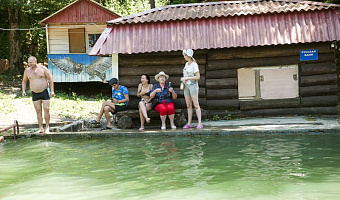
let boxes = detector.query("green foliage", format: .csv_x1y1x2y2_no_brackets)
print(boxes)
223,114,232,120
0,73,22,86
212,115,220,121
0,99,16,114
102,0,206,17
0,0,74,64
0,89,16,114
325,0,340,3
102,0,169,16
211,114,232,121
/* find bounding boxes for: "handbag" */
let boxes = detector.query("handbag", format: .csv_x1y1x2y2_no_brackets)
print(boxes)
180,82,185,90
151,98,159,109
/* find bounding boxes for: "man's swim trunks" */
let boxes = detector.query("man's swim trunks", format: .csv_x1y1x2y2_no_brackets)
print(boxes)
32,88,50,101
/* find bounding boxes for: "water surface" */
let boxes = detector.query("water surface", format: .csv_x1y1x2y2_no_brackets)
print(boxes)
1,135,340,199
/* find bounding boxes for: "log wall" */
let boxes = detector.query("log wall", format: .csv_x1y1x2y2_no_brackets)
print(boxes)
119,51,207,109
118,42,338,117
205,42,338,117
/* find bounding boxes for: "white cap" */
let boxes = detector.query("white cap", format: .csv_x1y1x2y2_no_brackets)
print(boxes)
183,49,196,62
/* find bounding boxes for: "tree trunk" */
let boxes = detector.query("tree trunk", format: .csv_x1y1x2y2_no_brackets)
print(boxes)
8,7,22,74
150,0,155,9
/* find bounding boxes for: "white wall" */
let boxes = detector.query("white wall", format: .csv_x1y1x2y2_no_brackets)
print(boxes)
47,24,106,54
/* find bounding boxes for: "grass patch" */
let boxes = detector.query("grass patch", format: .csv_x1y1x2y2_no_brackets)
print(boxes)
0,87,110,121
0,99,16,114
50,92,109,120
0,89,17,114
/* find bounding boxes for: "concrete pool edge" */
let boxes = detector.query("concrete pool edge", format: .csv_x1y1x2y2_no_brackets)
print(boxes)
3,116,340,139
4,128,340,139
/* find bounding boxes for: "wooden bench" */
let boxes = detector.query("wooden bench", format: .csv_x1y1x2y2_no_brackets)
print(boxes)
114,109,187,129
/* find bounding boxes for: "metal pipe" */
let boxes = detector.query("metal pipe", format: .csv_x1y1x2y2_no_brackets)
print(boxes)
0,120,19,140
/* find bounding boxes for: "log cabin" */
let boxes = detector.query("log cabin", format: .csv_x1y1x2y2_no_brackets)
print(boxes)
88,0,340,118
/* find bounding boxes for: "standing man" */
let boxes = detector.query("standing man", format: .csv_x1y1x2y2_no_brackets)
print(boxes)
22,56,54,134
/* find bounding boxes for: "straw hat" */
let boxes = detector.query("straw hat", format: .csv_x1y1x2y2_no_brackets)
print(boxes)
155,71,169,81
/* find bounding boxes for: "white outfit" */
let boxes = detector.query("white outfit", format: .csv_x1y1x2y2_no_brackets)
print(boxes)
183,62,199,96
183,62,199,85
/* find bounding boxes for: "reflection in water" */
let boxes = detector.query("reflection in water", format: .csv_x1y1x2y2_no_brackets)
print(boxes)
0,136,340,199
181,139,211,186
238,138,307,183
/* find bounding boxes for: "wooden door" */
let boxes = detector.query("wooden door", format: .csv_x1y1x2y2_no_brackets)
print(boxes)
238,68,256,99
260,66,298,99
69,28,85,53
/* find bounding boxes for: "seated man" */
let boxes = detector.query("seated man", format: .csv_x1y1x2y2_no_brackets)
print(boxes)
91,78,129,130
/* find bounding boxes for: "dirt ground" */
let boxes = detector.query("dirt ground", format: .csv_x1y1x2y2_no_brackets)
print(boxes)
0,84,63,129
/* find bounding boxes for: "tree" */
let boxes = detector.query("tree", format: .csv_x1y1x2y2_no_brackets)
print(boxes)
0,0,74,75
5,0,23,74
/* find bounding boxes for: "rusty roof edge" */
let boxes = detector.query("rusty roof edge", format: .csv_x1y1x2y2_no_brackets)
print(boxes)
106,0,340,25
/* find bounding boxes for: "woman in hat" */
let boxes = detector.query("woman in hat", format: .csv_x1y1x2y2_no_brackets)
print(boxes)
150,71,177,130
137,74,153,130
181,49,203,129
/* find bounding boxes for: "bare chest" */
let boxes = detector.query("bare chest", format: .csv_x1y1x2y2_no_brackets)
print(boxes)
27,68,45,80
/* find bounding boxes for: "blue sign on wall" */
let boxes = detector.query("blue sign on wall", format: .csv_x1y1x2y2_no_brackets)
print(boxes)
300,49,318,61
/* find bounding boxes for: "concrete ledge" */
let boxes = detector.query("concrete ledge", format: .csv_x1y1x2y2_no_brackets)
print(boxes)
4,127,340,140
59,121,83,132
3,116,339,140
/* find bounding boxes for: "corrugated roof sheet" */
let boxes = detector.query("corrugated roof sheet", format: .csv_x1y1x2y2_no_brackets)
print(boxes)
90,0,340,55
107,0,340,25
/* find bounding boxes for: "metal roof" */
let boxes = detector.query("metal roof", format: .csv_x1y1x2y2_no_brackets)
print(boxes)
90,0,340,55
40,0,120,25
107,0,340,25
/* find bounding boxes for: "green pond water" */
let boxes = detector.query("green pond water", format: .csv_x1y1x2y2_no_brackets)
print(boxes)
1,135,340,200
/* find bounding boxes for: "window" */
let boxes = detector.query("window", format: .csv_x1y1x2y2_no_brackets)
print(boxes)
238,65,299,100
87,33,101,50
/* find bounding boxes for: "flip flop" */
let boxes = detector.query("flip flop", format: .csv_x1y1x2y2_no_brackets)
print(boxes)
34,130,44,134
90,119,100,124
196,124,204,129
183,124,194,129
101,126,112,130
